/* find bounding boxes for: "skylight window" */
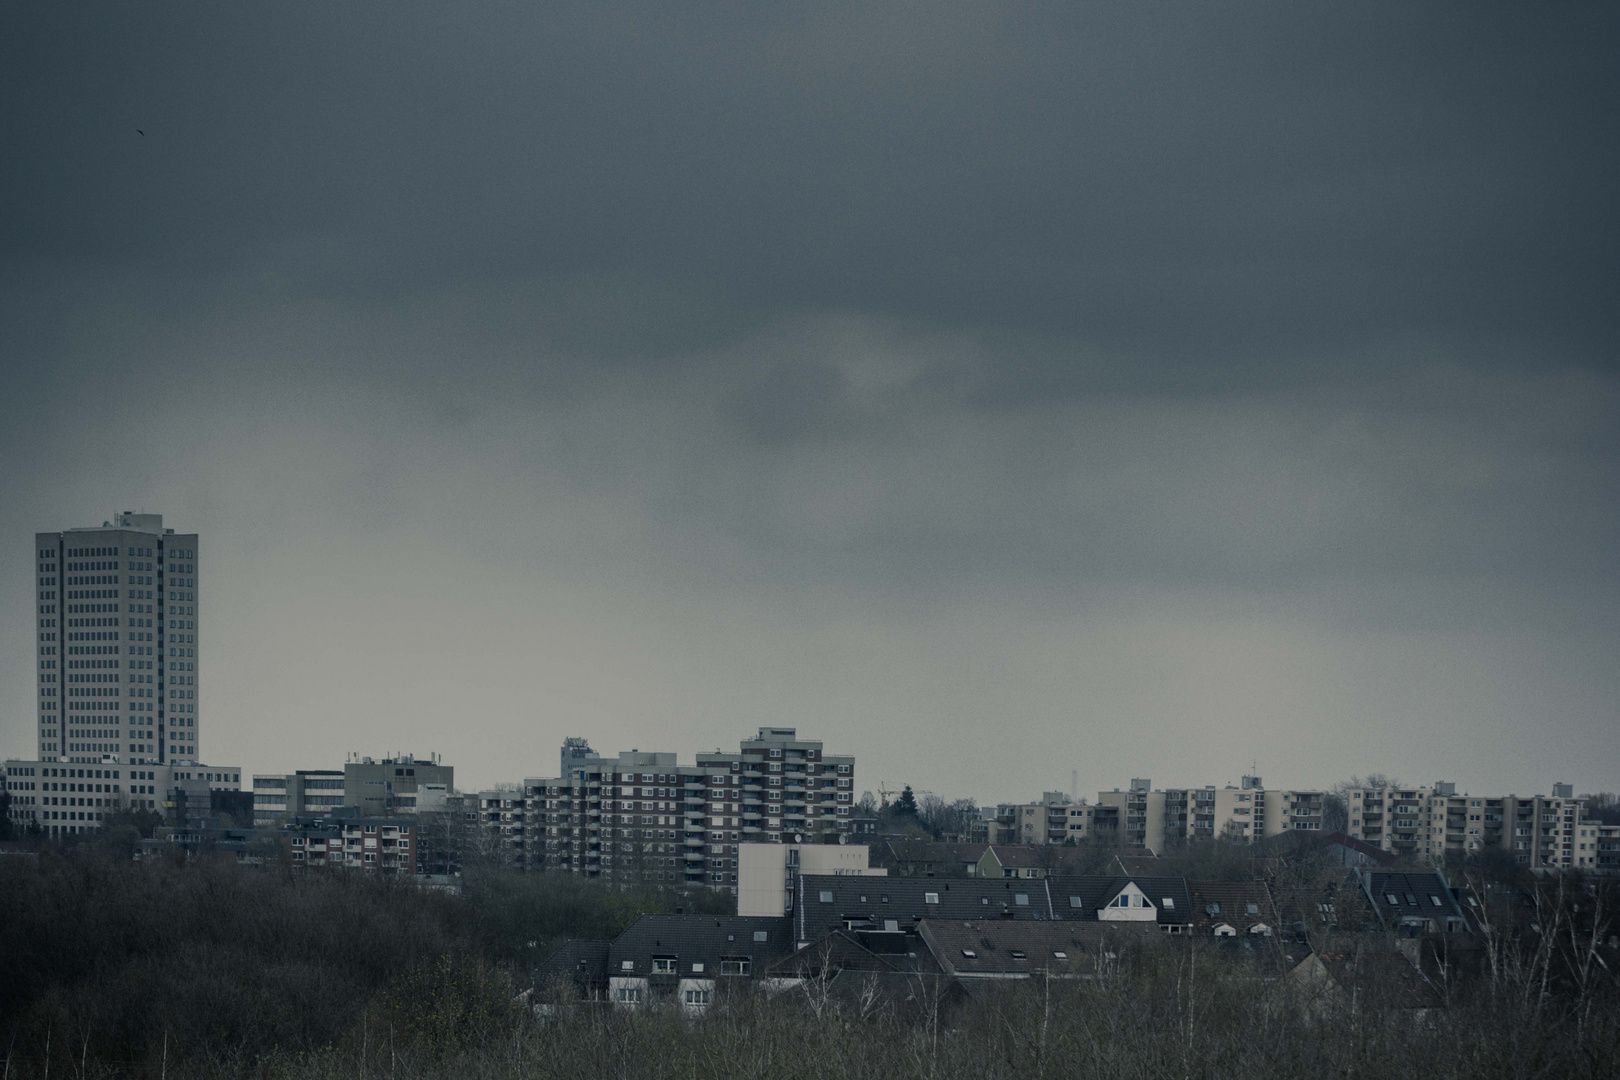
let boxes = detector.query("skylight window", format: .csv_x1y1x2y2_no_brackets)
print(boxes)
925,892,940,905
1052,951,1068,960
961,949,977,958
1162,898,1175,909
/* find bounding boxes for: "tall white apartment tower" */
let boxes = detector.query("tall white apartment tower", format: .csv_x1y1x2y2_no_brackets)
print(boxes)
34,512,201,766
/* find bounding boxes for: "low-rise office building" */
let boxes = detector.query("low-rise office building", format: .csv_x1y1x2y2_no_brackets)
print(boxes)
343,754,454,815
252,754,454,825
5,757,242,836
252,769,345,824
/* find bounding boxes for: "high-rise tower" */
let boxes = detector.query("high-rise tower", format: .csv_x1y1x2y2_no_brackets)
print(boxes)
34,511,200,766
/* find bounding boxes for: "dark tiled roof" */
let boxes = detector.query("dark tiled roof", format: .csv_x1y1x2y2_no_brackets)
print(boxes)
982,845,1100,873
1360,869,1463,924
1186,881,1275,935
608,915,794,978
1113,853,1165,877
1044,875,1194,926
988,845,1054,869
919,919,1158,977
536,940,610,988
1322,832,1397,865
879,840,989,872
767,930,944,978
796,875,1055,939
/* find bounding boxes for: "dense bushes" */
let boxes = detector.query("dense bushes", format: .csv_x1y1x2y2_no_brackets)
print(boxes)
0,851,724,1075
2,852,1614,1079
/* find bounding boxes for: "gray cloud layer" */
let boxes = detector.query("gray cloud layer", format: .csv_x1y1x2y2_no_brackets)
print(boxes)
2,2,1616,797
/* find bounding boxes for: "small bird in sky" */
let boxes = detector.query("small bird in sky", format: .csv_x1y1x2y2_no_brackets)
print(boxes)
137,129,145,136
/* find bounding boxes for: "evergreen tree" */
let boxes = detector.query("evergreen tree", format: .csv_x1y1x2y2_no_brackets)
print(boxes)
895,785,919,817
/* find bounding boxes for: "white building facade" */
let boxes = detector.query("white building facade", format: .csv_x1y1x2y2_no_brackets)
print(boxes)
34,511,201,767
5,758,242,838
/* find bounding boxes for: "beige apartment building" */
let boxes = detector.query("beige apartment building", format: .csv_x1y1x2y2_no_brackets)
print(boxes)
983,793,1109,845
477,728,855,891
1095,777,1324,851
1344,781,1597,870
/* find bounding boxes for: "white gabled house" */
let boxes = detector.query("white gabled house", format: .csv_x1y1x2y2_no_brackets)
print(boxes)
1097,880,1161,922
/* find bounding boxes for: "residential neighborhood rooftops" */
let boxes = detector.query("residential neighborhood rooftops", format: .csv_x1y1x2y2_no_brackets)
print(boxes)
796,875,1059,937
607,915,795,978
1359,870,1465,930
918,919,1158,979
1185,881,1275,936
1044,875,1194,927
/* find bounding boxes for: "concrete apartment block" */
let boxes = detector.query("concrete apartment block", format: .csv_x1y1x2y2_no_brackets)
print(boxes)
983,793,1105,845
697,727,855,847
1344,782,1597,869
476,729,855,892
1095,776,1324,852
282,817,419,873
34,511,200,767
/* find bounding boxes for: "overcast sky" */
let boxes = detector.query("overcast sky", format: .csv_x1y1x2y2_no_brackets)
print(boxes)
2,2,1616,801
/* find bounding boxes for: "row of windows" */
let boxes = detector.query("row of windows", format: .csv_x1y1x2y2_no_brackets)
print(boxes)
614,986,713,1004
625,950,760,975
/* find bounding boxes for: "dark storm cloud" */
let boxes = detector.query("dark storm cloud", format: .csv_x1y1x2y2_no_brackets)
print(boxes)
4,2,1617,357
1,2,1617,794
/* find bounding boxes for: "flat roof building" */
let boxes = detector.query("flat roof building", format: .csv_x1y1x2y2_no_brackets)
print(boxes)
33,511,201,766
5,758,241,837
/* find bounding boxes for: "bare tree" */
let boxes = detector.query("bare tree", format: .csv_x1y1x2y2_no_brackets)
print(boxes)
918,796,978,840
